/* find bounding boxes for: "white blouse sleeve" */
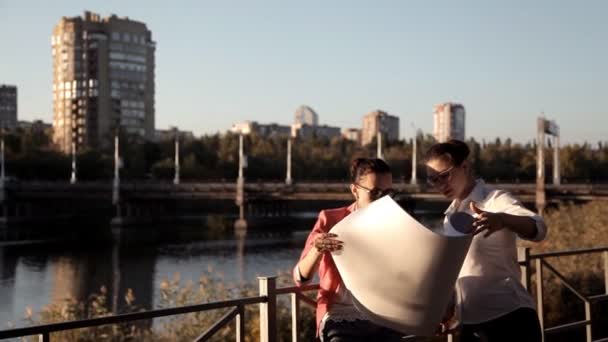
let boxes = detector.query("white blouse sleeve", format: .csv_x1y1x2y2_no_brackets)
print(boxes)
490,190,548,242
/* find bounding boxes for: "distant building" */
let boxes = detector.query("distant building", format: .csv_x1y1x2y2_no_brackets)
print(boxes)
294,105,319,126
0,85,17,130
154,127,195,142
230,121,291,138
230,121,257,135
433,103,465,142
52,11,156,153
257,123,291,138
291,123,341,139
361,110,399,145
342,128,362,144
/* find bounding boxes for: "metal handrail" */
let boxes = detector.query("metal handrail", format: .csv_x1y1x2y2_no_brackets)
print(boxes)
529,246,608,259
1,246,607,341
193,305,243,342
518,246,608,342
0,296,266,341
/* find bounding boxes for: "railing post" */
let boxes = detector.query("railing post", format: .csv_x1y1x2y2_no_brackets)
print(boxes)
38,332,50,342
584,301,592,342
259,276,277,342
535,258,545,342
603,251,608,295
291,293,300,342
236,304,245,342
518,247,531,290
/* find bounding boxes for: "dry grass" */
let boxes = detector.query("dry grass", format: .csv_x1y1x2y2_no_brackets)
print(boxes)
528,201,608,341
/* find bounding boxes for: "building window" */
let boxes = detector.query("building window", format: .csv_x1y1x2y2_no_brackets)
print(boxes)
110,52,125,60
112,32,120,41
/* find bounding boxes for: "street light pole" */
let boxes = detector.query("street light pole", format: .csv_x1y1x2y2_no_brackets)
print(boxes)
377,131,383,159
285,138,292,185
0,128,5,203
173,128,180,185
235,133,247,230
411,123,418,184
0,129,5,182
553,131,560,185
70,141,77,184
112,133,120,205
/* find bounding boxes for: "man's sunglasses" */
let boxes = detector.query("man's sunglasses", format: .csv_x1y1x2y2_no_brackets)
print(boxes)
354,183,396,199
426,166,455,186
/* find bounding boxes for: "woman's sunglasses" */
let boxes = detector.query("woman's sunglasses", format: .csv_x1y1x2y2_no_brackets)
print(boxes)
354,183,396,200
426,166,455,186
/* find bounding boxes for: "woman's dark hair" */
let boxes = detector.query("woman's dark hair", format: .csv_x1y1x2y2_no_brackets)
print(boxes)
424,139,470,166
350,158,391,182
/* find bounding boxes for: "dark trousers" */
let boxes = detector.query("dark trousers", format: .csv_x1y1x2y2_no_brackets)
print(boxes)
460,307,542,342
321,319,404,342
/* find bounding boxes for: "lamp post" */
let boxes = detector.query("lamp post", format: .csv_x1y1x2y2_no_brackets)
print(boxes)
376,131,383,159
112,133,120,206
70,141,77,184
0,127,5,203
285,138,292,185
0,128,5,183
235,133,247,230
410,123,418,184
173,128,180,185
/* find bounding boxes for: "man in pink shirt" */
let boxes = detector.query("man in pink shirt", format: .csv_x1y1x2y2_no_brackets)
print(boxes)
293,158,404,341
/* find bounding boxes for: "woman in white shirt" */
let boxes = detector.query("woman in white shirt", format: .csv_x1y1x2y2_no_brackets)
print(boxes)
425,139,546,342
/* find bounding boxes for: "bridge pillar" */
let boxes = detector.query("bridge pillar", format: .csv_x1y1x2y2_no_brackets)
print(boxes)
537,117,561,214
553,134,560,185
536,117,547,216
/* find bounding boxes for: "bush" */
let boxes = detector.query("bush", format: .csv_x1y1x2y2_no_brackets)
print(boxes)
24,269,317,341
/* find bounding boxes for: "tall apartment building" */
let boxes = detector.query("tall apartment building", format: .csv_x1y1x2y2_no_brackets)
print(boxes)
0,85,17,130
294,105,319,126
433,103,465,143
52,11,155,153
361,110,399,145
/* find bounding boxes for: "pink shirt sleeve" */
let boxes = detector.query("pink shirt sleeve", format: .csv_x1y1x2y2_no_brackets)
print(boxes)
293,210,328,286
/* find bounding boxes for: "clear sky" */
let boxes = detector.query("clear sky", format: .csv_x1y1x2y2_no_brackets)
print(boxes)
1,0,606,144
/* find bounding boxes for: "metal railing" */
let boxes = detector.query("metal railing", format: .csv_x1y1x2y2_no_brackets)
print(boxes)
518,246,608,342
1,247,607,341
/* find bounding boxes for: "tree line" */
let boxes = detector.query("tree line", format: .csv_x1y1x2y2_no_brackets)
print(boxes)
3,128,608,183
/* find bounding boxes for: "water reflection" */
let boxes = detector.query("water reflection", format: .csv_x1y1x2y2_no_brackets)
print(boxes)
50,242,156,316
0,246,18,323
235,227,247,285
0,213,442,329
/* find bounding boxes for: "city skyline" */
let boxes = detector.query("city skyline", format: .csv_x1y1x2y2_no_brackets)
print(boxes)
1,1,607,144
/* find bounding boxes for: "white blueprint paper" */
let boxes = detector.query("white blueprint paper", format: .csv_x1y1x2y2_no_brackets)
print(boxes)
329,196,472,336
